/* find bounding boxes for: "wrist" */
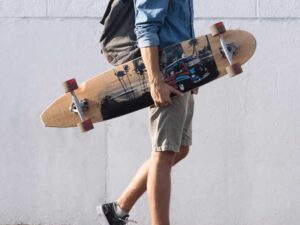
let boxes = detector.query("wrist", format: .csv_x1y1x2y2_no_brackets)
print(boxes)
149,72,163,84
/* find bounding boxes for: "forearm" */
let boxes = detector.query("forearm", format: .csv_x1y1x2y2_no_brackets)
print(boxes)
141,46,182,107
140,47,163,85
135,1,182,107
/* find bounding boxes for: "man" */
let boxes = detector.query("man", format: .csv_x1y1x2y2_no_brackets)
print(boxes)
97,0,196,224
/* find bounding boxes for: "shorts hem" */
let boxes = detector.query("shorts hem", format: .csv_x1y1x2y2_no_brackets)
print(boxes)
181,141,192,147
153,145,180,153
152,143,192,152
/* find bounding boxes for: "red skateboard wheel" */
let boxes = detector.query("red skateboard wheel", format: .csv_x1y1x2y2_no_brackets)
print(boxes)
63,78,78,93
78,119,94,132
226,63,243,77
210,22,226,37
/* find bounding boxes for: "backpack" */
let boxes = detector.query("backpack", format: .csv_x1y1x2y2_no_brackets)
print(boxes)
100,0,172,66
100,0,140,66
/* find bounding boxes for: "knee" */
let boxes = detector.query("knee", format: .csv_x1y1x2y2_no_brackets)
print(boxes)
178,145,189,160
152,150,177,167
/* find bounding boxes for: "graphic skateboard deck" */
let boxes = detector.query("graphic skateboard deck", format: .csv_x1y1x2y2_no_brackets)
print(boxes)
41,23,256,132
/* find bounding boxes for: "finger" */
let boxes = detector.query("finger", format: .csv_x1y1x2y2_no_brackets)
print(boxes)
166,99,172,105
158,100,170,108
172,88,184,97
156,101,164,108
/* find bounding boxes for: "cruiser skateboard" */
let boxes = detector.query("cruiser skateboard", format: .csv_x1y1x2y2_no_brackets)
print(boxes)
41,22,256,132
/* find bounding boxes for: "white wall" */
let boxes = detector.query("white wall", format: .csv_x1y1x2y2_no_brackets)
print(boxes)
0,1,299,225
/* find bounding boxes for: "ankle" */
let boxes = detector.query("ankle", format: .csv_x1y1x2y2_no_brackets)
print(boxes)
115,201,130,215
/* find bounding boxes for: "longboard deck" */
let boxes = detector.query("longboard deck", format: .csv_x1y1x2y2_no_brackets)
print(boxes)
41,30,256,128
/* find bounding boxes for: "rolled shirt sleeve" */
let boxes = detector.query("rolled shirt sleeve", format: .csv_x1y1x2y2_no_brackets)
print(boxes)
134,0,169,48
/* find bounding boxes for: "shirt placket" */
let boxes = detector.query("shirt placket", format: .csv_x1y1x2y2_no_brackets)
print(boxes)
189,0,195,38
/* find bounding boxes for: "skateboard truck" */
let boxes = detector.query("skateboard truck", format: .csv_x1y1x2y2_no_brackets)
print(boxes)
63,78,94,132
210,22,243,77
69,99,89,113
219,42,239,59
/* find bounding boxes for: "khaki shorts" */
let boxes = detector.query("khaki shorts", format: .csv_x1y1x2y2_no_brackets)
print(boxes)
148,92,194,152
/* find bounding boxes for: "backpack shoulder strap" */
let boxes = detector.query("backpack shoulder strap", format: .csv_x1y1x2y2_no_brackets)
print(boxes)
100,0,114,25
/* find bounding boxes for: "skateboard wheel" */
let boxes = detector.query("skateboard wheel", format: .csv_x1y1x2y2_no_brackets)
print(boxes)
78,119,94,132
63,78,78,93
226,63,243,77
210,22,226,37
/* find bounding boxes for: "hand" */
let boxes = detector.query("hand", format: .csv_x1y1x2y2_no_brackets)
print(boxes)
150,80,183,107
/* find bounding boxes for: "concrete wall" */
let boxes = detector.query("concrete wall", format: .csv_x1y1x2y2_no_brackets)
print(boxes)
0,0,299,225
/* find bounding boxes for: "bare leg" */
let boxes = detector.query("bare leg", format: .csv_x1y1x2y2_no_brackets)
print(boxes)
117,146,189,213
147,150,176,225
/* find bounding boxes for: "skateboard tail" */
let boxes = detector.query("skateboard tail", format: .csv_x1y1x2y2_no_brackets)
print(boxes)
40,93,79,128
232,29,256,64
239,29,257,61
41,82,102,128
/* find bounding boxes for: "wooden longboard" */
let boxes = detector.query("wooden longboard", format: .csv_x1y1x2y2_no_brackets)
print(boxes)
41,29,256,129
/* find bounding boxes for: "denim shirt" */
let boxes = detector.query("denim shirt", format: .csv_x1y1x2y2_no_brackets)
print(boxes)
134,0,195,49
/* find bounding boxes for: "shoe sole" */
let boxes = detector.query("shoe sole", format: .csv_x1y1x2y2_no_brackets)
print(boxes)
96,205,110,225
